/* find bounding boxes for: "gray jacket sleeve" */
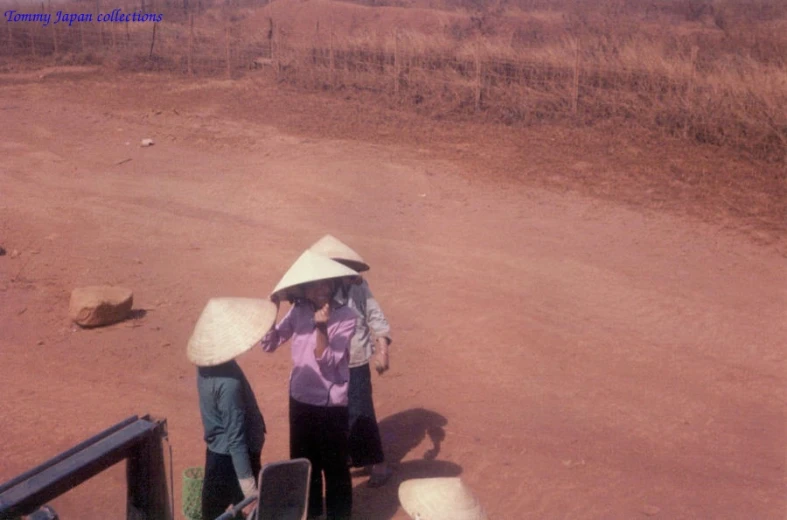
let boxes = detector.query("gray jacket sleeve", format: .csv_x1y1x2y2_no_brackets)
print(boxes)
218,378,254,480
361,281,391,342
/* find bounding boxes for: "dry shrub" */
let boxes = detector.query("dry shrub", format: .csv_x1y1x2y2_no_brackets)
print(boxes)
2,0,785,162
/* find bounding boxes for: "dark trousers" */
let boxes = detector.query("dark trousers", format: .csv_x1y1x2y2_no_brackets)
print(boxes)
201,449,261,520
289,397,352,520
348,364,385,467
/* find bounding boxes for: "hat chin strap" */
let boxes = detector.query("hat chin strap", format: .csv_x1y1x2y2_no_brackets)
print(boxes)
306,297,331,310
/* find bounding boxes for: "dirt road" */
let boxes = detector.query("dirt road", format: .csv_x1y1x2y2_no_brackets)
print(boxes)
0,70,784,519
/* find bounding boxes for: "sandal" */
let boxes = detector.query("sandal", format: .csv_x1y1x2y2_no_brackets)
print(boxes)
367,466,393,488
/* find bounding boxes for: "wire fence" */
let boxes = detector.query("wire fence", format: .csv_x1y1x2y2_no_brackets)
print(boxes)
2,3,785,163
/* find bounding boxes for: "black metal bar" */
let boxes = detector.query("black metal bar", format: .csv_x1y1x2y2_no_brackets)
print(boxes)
126,418,171,520
0,415,139,495
0,418,156,518
214,494,258,520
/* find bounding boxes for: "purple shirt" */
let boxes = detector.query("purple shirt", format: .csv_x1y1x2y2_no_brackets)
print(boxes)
260,302,356,407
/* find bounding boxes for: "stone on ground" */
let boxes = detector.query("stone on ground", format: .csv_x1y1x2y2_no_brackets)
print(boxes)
69,286,134,327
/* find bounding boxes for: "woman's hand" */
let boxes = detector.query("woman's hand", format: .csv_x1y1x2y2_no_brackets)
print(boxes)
313,302,330,359
314,302,330,325
373,337,390,374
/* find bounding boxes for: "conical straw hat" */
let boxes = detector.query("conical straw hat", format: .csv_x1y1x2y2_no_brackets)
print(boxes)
398,478,487,520
187,297,277,367
308,234,370,272
271,249,360,300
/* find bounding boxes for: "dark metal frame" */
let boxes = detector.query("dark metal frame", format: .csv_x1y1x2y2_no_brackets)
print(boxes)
0,415,172,520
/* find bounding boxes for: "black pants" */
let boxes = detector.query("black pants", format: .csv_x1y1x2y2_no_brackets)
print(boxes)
348,364,385,467
289,397,352,520
201,449,261,520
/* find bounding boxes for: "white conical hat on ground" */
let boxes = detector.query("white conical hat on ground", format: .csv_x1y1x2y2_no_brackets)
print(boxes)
308,234,370,272
398,478,487,520
271,249,360,300
187,297,277,367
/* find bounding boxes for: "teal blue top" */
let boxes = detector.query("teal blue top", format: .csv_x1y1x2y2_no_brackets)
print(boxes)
197,360,266,479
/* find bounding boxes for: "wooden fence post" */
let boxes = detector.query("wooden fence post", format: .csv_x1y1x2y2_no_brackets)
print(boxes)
48,0,59,55
394,29,399,96
329,16,334,89
269,18,279,79
187,14,194,76
30,21,36,57
689,45,698,103
474,45,482,112
686,44,698,138
225,21,231,79
149,22,157,58
53,22,59,55
97,0,104,46
572,36,580,116
48,0,58,56
111,17,116,52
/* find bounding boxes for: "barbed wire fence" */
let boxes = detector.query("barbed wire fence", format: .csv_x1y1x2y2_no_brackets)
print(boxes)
1,2,785,164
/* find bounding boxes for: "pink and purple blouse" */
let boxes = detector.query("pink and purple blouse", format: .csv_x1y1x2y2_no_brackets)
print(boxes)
259,302,357,407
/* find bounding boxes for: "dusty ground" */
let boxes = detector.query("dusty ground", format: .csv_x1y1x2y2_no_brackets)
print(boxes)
0,67,785,520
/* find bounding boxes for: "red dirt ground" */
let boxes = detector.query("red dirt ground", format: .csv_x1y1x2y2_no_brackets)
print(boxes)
0,68,785,520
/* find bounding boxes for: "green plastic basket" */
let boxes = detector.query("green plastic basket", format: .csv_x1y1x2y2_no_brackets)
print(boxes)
182,466,204,520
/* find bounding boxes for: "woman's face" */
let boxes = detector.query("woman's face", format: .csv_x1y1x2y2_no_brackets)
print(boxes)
303,279,334,307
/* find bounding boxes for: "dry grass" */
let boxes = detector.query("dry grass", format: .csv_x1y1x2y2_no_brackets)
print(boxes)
1,0,785,163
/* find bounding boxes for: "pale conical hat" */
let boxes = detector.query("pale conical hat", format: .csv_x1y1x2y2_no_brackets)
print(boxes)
271,249,360,300
398,478,487,520
308,234,370,272
187,298,277,367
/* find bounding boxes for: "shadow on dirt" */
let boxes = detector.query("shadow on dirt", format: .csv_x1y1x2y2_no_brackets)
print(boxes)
352,407,462,519
127,309,148,320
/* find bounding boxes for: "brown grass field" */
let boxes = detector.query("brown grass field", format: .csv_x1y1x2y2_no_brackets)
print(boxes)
2,0,786,162
0,0,785,519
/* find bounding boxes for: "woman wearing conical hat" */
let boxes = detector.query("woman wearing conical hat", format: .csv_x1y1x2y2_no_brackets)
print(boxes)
187,297,277,520
309,234,394,488
398,477,487,520
259,250,359,520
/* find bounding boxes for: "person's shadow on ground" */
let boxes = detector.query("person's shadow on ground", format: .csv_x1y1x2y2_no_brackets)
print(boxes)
351,408,462,520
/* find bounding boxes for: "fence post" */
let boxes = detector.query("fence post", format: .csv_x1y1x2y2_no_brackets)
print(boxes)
686,44,698,138
49,0,59,56
572,36,580,116
225,21,231,79
149,22,156,58
48,0,57,56
97,0,105,47
329,16,334,89
111,16,116,52
187,14,194,76
394,29,399,97
53,20,59,55
30,20,36,57
474,45,482,112
271,19,280,80
689,46,698,103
